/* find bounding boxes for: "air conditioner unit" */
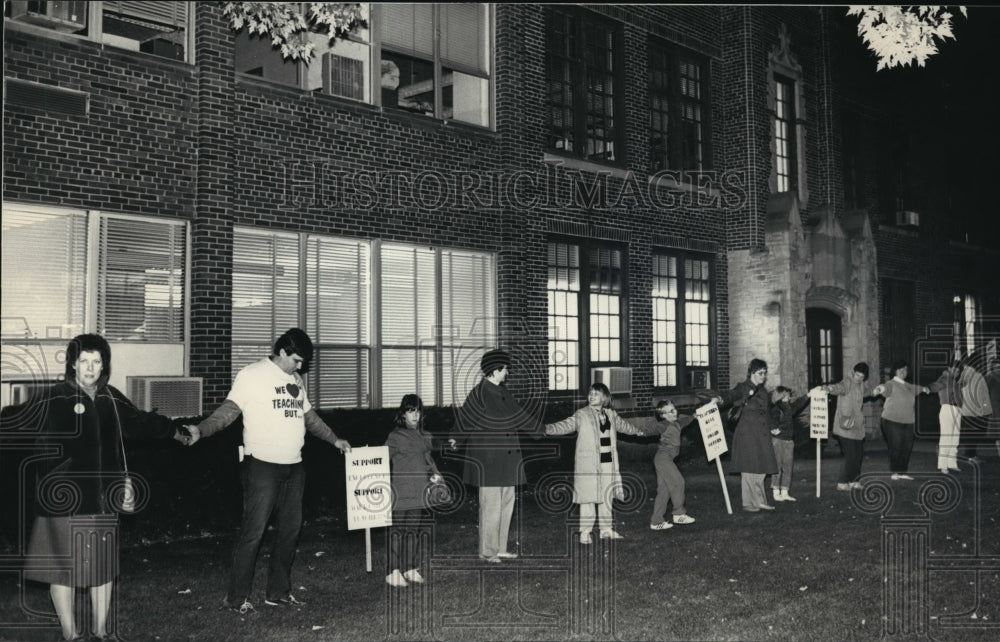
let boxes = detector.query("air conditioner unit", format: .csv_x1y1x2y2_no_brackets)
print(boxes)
126,376,202,418
895,210,920,227
591,367,633,395
10,1,88,32
689,371,711,390
322,53,365,101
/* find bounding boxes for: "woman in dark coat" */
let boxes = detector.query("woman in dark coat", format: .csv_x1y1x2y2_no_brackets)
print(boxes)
719,358,777,512
23,334,189,641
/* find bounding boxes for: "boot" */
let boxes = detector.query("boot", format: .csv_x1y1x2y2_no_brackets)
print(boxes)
772,488,785,502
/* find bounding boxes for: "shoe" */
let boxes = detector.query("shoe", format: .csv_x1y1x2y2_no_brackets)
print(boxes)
222,598,255,615
890,473,914,481
742,506,761,512
782,491,797,502
940,468,950,475
948,467,961,472
579,532,593,544
264,593,306,607
772,490,785,502
479,555,501,563
649,522,673,530
672,514,695,525
599,530,624,540
403,569,425,584
386,569,409,587
850,482,864,490
836,483,851,491
757,504,776,511
496,552,519,559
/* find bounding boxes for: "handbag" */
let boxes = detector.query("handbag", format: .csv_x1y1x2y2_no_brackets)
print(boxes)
109,394,136,513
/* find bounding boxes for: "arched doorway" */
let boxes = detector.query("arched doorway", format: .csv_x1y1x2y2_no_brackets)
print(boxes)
806,308,843,388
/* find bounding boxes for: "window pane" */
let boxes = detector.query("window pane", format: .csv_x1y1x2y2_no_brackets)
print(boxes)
381,50,435,117
307,236,371,345
444,67,489,126
382,348,436,407
548,242,581,390
382,3,434,56
381,244,436,346
98,216,185,342
440,3,488,73
102,1,188,61
312,347,370,408
233,230,300,345
1,206,87,342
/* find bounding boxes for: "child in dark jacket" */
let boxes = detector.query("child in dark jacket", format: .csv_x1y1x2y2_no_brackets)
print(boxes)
769,386,810,502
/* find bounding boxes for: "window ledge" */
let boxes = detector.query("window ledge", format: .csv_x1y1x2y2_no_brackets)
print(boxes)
876,224,919,238
647,172,722,200
543,152,631,180
5,20,193,69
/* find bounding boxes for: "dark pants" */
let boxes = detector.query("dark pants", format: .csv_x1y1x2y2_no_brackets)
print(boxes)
883,419,915,473
388,509,429,573
838,437,865,483
958,415,991,458
227,456,305,603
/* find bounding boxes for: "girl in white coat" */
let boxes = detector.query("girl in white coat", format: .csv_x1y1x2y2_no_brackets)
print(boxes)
545,383,645,543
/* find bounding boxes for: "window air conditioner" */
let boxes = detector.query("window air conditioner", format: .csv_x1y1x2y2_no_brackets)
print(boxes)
590,367,633,395
126,376,202,418
895,210,919,227
689,371,711,390
10,1,88,32
322,53,365,101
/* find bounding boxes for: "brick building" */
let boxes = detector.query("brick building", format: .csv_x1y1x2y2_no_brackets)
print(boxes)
4,3,997,423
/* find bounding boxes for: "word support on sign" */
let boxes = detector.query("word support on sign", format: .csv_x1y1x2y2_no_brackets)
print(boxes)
345,446,392,531
809,390,829,439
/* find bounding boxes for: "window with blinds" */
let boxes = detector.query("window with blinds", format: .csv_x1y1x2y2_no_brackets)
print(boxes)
231,228,496,408
379,3,491,126
1,203,187,346
1,205,87,342
97,216,186,342
102,1,189,61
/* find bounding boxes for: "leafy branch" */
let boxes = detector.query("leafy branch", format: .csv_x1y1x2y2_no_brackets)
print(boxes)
221,2,366,61
847,5,967,71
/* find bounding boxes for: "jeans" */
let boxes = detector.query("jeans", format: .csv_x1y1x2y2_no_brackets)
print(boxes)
478,486,515,558
771,438,794,490
882,419,915,473
837,437,865,483
227,456,304,603
650,449,685,524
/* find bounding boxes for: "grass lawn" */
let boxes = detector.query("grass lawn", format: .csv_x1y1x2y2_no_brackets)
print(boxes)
2,438,997,641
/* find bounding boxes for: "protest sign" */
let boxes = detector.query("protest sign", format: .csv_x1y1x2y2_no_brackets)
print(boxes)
695,401,732,514
345,446,392,571
809,389,829,497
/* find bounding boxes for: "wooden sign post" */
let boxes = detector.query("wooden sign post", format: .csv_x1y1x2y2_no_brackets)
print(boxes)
695,401,732,514
809,390,829,498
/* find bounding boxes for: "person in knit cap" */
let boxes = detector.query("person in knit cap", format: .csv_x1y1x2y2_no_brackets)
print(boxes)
451,349,542,562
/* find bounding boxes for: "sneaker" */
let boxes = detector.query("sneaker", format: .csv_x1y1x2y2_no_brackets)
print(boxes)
599,530,624,540
757,504,775,511
403,569,425,584
672,514,696,525
579,532,593,545
836,483,851,491
850,481,864,489
222,599,254,615
496,552,519,559
649,522,674,530
479,555,501,563
890,473,914,481
386,569,409,587
264,593,306,607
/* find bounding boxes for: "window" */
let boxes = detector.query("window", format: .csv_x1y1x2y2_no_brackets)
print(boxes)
232,228,496,408
232,3,493,127
774,75,798,193
547,240,626,392
963,294,978,356
2,203,187,345
235,3,373,101
5,1,192,62
546,7,623,162
649,40,710,172
380,3,491,126
651,251,713,389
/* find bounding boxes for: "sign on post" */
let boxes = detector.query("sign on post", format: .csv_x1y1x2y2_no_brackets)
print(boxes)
809,389,829,497
695,401,733,514
344,446,392,571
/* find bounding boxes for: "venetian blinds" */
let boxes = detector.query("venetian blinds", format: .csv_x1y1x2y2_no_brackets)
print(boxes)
97,215,185,342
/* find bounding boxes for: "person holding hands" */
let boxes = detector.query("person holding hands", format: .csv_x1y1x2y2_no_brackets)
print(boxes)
769,386,810,502
872,361,929,480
